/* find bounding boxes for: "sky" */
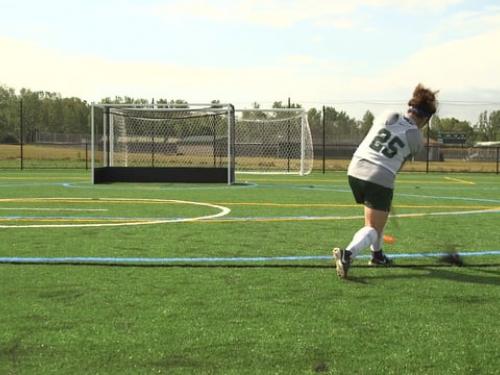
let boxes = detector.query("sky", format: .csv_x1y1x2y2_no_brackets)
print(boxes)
1,0,500,119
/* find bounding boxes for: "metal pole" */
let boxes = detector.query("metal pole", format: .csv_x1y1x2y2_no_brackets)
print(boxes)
287,97,291,173
299,112,306,175
212,116,217,167
91,103,95,183
227,105,235,185
151,131,155,168
322,106,326,174
20,98,23,170
496,146,499,175
105,106,110,167
426,122,430,173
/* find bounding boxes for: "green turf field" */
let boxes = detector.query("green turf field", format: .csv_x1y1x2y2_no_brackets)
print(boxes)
1,170,499,374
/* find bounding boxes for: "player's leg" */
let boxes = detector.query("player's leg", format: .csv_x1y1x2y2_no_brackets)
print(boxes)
345,224,378,258
364,206,392,266
344,178,391,258
334,224,378,278
361,180,394,266
334,177,379,278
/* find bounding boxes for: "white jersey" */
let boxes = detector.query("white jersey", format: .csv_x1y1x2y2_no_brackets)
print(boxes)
353,112,424,175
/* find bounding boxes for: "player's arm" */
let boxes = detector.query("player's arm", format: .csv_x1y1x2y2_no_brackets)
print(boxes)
406,128,424,157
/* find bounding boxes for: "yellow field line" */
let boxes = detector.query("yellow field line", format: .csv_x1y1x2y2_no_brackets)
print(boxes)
0,218,139,223
0,198,494,210
245,178,476,184
0,177,87,180
206,216,362,223
0,198,186,205
215,202,494,209
217,202,358,207
443,176,476,185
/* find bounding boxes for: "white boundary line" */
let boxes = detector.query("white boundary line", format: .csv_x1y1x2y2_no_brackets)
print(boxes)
0,198,230,228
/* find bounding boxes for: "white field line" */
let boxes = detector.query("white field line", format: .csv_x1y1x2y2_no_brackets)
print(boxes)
0,198,230,228
203,207,500,223
444,176,476,185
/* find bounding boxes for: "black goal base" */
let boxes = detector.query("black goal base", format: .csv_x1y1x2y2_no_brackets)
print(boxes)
93,167,233,184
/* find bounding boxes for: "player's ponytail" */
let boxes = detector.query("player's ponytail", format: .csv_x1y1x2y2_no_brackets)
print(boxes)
408,83,438,118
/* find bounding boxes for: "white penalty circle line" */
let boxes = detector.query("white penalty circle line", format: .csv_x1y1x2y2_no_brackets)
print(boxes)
1,198,499,228
0,198,231,228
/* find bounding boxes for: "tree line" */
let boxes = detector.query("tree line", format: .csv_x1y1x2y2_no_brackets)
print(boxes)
1,84,499,145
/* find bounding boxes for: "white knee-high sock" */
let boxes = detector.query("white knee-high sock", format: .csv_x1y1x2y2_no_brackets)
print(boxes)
370,230,383,252
346,226,378,258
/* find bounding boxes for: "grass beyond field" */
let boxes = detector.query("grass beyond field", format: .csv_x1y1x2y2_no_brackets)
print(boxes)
0,170,499,374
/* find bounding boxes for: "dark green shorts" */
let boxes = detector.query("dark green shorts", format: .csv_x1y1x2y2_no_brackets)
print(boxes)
348,175,393,212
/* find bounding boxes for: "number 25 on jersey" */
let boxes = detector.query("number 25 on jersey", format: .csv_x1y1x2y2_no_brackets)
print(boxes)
369,129,405,159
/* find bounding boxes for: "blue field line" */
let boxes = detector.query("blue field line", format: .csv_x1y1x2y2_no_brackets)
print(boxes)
1,250,499,265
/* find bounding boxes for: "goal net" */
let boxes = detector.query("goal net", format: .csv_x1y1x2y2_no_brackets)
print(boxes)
91,103,235,184
91,104,314,183
235,108,313,175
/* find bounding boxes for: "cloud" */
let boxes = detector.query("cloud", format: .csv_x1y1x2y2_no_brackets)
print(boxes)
152,0,357,28
426,5,500,43
377,27,500,95
1,8,499,117
0,36,308,103
364,0,463,12
151,0,461,29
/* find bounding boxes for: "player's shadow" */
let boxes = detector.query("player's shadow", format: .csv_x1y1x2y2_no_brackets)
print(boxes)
352,264,500,286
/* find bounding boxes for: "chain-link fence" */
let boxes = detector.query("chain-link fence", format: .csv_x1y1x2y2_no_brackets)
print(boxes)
0,97,90,169
1,98,499,173
310,101,500,174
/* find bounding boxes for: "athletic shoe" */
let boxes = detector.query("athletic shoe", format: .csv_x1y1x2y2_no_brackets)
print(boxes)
368,251,393,266
333,248,352,279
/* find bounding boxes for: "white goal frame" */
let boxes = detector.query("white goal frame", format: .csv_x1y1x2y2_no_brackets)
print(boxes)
234,108,313,175
91,103,236,184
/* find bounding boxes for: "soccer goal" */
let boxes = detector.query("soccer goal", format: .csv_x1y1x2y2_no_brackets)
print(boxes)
91,103,235,184
235,108,313,175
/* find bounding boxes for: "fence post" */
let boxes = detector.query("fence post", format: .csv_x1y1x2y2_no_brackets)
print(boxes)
322,106,326,174
19,98,24,170
425,124,430,173
287,97,291,173
497,146,499,175
85,142,88,170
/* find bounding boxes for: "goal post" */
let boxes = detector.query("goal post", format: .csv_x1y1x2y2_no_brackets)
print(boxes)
91,103,236,184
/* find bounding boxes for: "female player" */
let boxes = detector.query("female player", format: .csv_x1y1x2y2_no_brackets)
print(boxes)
334,84,438,279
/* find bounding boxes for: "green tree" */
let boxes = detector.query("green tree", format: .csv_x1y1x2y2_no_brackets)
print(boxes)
433,117,474,144
307,107,322,144
19,89,44,142
0,85,20,143
359,110,374,137
488,110,500,141
323,106,358,143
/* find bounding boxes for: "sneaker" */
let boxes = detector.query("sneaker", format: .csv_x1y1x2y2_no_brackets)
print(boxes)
368,251,393,266
333,248,352,279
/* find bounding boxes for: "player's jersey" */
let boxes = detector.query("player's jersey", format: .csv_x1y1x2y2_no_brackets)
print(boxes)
352,112,423,175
